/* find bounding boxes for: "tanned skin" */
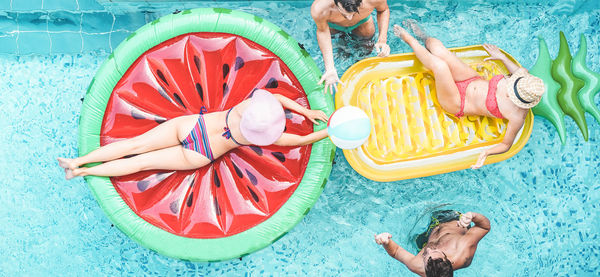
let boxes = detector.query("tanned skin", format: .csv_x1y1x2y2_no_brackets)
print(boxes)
375,212,491,276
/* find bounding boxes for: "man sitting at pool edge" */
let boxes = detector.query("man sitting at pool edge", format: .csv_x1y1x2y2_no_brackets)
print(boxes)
375,211,491,276
311,0,391,94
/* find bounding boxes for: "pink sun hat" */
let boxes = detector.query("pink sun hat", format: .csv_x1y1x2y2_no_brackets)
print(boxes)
240,89,286,146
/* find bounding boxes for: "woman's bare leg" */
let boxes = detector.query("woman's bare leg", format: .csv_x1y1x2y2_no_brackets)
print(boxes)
58,115,196,170
403,19,479,81
393,25,462,113
69,146,209,178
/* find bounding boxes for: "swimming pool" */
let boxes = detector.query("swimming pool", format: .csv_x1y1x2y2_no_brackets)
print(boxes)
1,0,599,275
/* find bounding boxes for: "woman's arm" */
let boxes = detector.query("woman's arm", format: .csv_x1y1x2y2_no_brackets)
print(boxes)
471,118,524,169
483,44,520,74
273,129,328,146
273,94,309,115
273,94,329,125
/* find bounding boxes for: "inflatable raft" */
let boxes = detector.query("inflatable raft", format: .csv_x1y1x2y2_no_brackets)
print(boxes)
336,45,533,182
79,8,334,261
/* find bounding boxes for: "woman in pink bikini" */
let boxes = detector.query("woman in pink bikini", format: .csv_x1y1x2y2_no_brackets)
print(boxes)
57,90,329,179
394,20,545,169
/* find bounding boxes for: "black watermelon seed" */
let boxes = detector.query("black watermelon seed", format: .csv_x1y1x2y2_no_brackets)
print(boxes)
194,56,201,74
222,64,230,79
170,201,179,214
187,192,194,207
232,162,243,178
234,57,245,70
155,118,166,124
284,109,292,119
156,69,168,86
245,169,257,186
213,170,221,188
155,172,169,182
223,83,229,95
249,145,263,156
266,78,278,88
137,180,149,191
173,93,186,109
247,186,259,202
157,86,170,101
272,152,285,163
131,110,145,120
214,197,221,216
195,83,203,101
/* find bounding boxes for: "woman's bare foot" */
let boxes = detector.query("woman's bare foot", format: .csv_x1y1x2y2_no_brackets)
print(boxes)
57,157,77,170
64,168,75,180
402,19,429,42
393,24,410,42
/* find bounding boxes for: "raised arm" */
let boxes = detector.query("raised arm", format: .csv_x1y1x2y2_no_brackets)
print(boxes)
373,0,390,57
483,44,521,74
375,233,425,276
273,129,328,147
462,212,491,244
471,112,526,169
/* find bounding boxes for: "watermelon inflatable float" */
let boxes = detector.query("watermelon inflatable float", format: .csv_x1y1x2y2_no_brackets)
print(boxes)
79,8,335,261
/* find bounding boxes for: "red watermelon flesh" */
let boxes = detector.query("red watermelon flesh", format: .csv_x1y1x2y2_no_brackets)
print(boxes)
100,33,313,238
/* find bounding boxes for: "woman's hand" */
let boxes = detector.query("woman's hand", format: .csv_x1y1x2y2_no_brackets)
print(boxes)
304,109,329,125
319,69,344,95
458,212,473,228
471,151,488,169
483,44,507,62
374,233,392,245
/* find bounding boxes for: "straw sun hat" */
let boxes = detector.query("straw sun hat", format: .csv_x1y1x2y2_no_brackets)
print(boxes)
506,69,546,109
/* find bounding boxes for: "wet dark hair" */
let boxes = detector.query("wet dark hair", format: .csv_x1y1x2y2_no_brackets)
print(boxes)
333,0,362,13
425,257,453,277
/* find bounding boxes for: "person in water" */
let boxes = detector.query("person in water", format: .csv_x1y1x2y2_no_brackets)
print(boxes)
311,0,391,94
375,211,491,277
58,90,329,179
394,20,546,169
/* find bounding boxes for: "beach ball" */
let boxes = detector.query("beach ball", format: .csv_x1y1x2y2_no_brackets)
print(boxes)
327,106,371,149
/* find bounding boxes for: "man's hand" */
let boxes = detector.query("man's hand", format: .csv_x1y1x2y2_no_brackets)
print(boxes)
304,109,329,125
318,69,344,95
374,232,392,245
471,151,488,169
458,212,473,228
375,42,390,57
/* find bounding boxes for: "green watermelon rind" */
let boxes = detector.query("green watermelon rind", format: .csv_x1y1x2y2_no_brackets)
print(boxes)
78,8,334,262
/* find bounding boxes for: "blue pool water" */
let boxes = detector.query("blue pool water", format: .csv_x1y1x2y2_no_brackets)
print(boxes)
1,0,599,275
